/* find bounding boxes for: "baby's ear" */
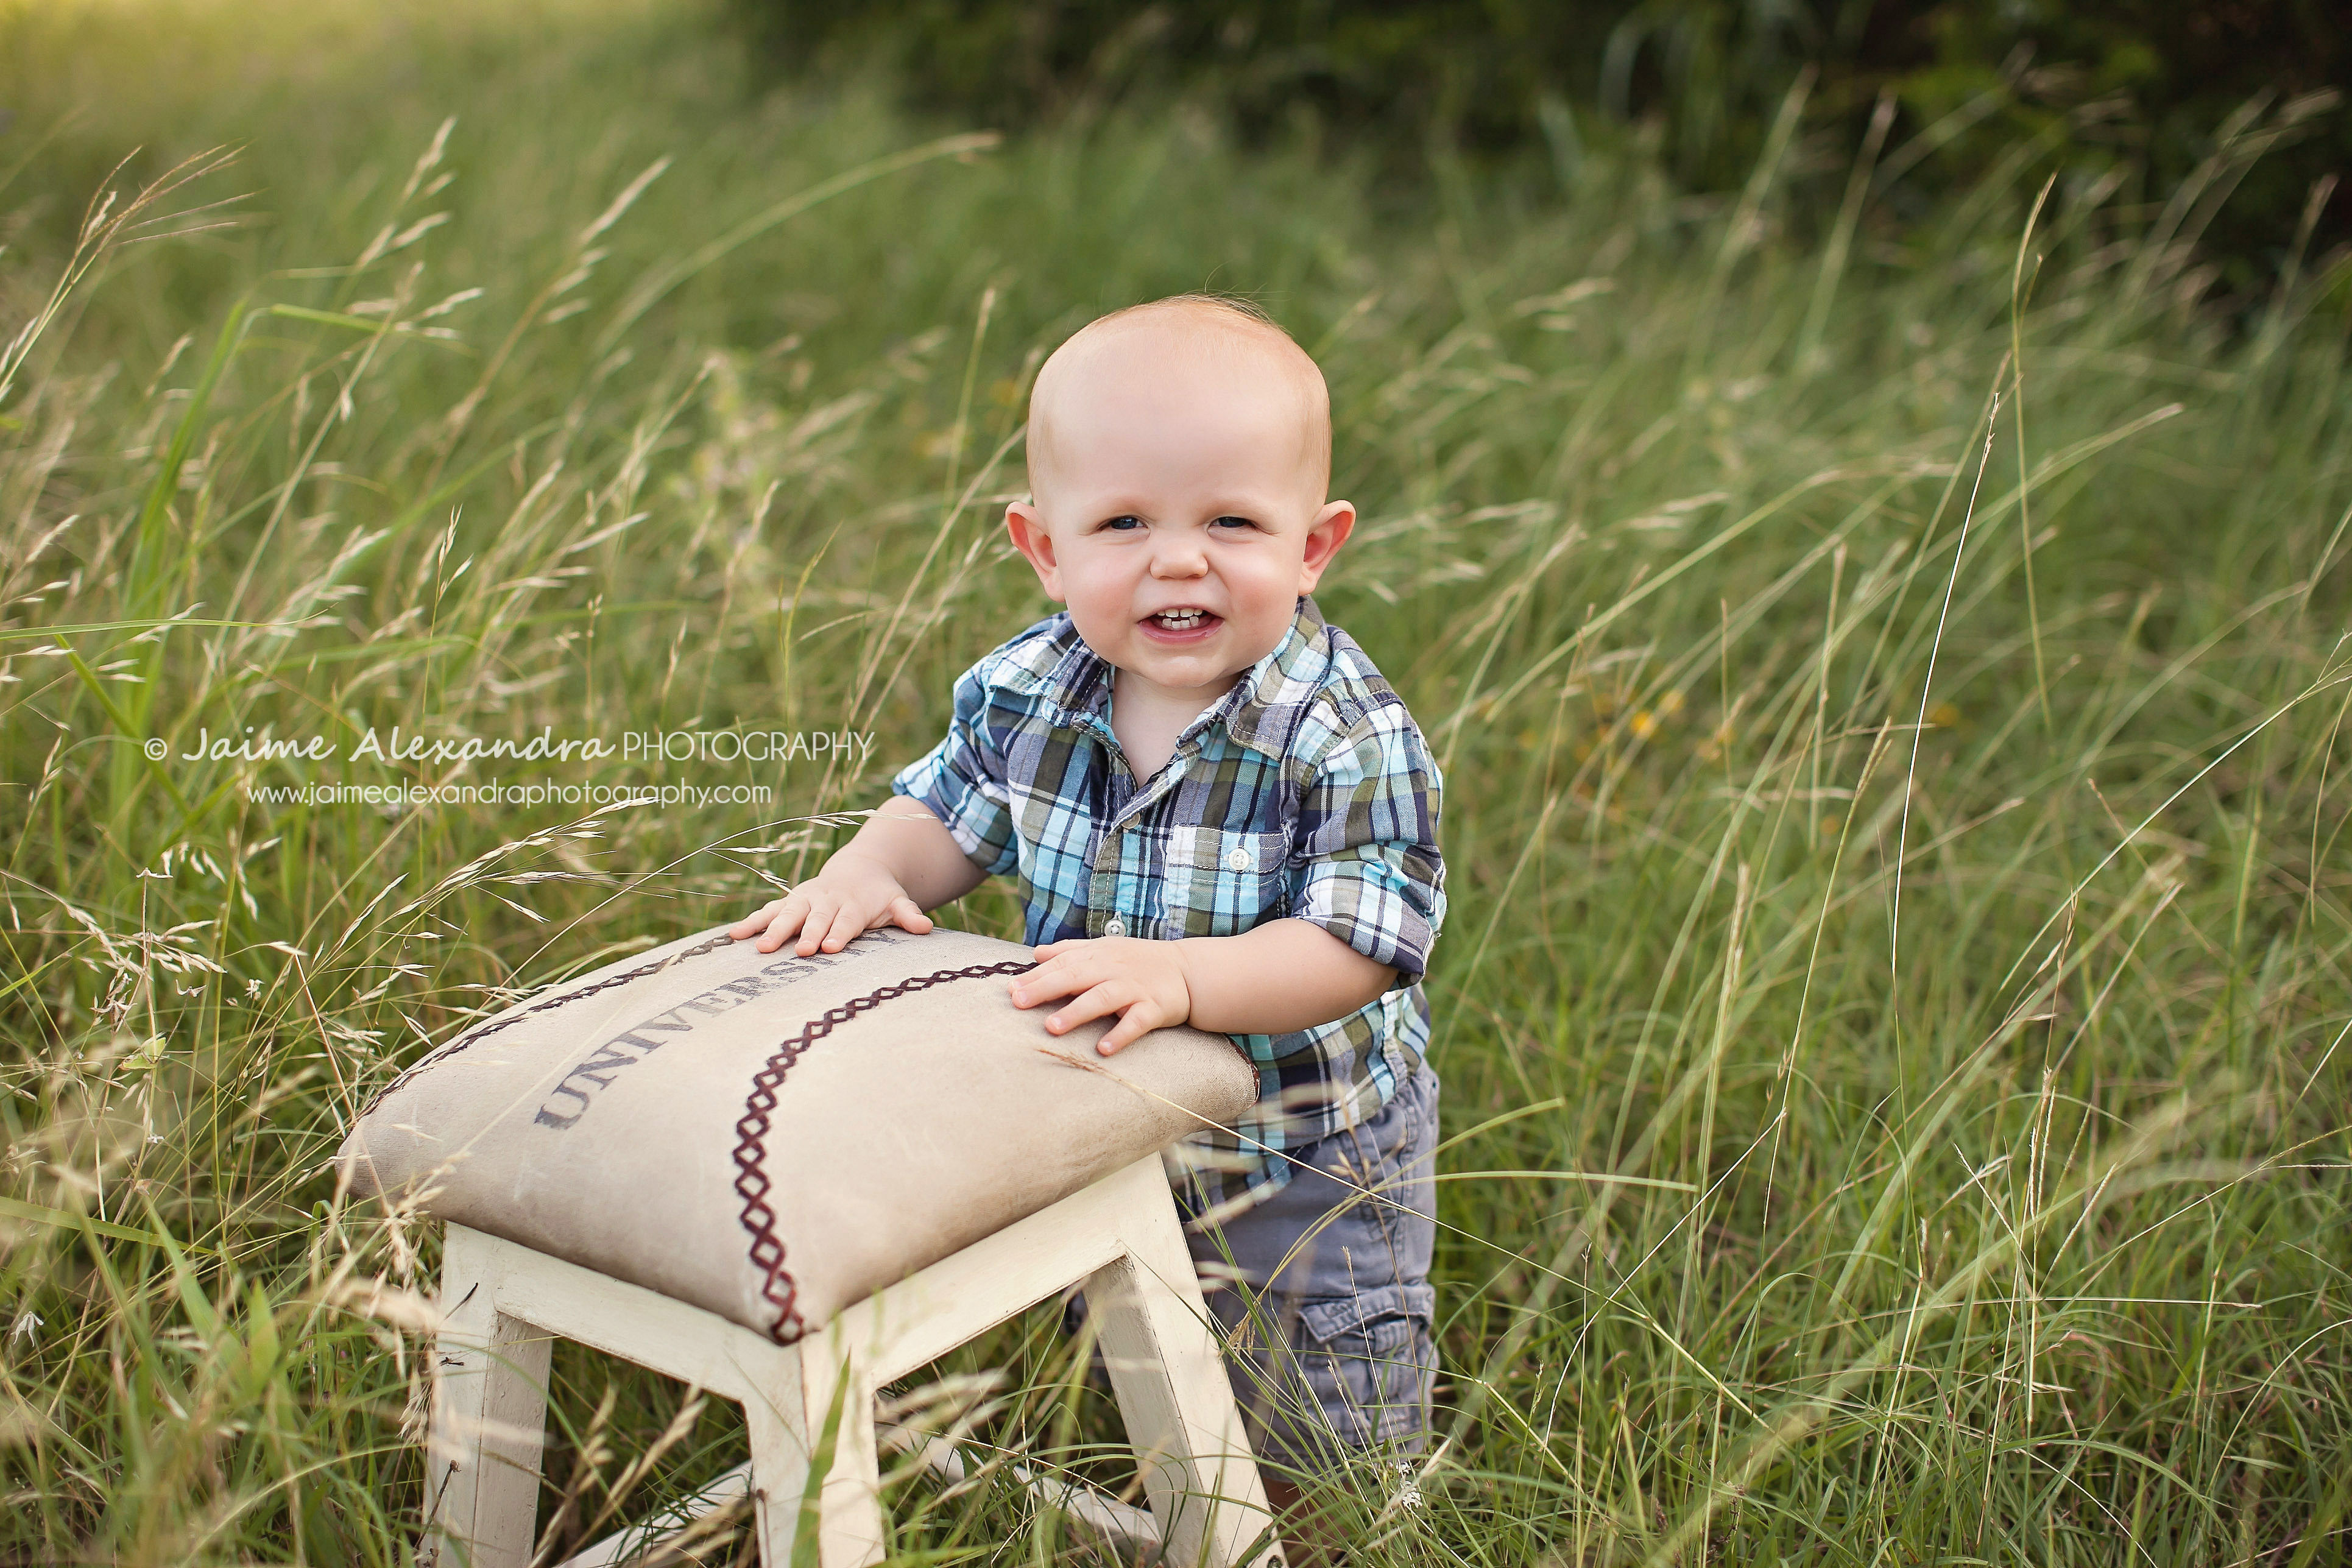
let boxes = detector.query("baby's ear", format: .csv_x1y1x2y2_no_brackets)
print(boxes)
1006,501,1065,601
1297,500,1356,592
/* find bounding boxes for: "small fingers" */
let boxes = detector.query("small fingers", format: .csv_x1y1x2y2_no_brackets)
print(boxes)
749,897,811,953
730,898,784,941
754,886,926,957
816,900,867,955
1010,954,1092,1009
1045,980,1134,1037
789,893,841,955
833,896,884,952
884,897,933,936
1095,1009,1156,1056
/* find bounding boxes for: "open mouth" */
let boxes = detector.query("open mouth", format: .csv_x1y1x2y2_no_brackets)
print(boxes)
1143,607,1222,636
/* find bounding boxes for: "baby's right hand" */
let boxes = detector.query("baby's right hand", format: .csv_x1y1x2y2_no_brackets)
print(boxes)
729,853,936,956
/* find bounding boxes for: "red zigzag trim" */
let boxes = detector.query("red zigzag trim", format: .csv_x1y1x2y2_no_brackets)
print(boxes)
730,961,1036,1344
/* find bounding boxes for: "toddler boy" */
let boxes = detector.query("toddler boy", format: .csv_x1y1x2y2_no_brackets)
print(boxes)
730,295,1446,1536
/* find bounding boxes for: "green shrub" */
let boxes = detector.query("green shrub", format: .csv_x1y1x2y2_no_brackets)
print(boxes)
735,0,2350,293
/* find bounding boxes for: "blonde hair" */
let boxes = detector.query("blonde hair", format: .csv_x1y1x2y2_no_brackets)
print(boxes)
1026,294,1332,501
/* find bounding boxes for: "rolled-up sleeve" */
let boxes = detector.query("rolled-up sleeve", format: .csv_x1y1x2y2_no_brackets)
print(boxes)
891,657,1019,877
1288,699,1446,987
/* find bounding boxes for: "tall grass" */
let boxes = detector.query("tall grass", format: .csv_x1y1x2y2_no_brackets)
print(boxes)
2,1,2349,1562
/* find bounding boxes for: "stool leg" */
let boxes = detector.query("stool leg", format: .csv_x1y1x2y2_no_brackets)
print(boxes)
799,1337,888,1566
425,1226,552,1568
1089,1170,1284,1568
744,1398,810,1566
742,1335,886,1567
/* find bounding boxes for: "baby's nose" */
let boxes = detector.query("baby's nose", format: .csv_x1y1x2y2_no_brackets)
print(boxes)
1150,537,1208,576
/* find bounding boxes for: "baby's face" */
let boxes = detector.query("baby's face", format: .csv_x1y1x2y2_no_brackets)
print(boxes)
1008,344,1352,710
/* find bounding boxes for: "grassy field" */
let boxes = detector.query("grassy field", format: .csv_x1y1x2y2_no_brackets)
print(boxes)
3,1,2350,1562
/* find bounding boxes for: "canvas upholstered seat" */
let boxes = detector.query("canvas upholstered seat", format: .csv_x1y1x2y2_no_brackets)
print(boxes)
342,923,1255,1341
339,924,1282,1567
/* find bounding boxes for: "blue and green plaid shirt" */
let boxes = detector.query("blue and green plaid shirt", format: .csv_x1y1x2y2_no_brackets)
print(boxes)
892,595,1446,1218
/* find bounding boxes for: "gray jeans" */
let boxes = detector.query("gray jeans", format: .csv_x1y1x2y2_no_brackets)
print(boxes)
1185,1064,1440,1476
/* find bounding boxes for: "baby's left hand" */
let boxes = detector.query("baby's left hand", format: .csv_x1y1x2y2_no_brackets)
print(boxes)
1009,936,1193,1056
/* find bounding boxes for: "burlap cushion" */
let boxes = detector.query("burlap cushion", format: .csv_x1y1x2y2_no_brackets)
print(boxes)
337,925,1257,1342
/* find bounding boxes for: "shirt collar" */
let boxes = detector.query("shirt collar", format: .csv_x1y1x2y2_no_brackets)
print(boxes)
1006,597,1337,761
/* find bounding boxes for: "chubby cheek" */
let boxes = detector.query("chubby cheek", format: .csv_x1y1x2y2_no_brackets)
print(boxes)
1233,562,1308,627
1058,577,1140,649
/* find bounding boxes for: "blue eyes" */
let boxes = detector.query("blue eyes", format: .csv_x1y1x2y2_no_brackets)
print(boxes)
1098,515,1257,532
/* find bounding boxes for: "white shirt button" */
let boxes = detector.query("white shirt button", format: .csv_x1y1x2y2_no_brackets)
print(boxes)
1102,917,1126,939
1226,846,1254,872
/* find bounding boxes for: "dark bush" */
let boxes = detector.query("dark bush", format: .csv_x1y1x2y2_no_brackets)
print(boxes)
735,1,2347,297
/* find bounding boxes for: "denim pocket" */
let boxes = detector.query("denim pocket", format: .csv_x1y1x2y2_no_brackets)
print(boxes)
1293,1281,1437,1448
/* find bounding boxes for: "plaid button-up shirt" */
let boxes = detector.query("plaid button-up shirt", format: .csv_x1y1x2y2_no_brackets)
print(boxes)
892,595,1446,1217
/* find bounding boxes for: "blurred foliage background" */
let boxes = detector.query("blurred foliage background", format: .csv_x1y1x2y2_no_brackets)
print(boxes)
1,0,2350,1561
737,0,2349,297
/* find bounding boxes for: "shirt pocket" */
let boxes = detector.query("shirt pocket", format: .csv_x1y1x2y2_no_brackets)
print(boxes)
1159,825,1292,939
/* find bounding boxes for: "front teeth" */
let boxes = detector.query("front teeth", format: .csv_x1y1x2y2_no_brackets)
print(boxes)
1154,609,1207,627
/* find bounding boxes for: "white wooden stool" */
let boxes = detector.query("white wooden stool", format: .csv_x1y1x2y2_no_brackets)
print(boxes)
428,1156,1274,1566
338,925,1282,1567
